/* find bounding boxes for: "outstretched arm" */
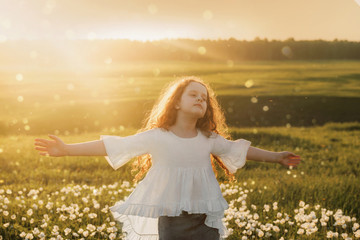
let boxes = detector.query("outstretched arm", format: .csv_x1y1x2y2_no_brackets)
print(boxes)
246,146,301,167
34,135,107,157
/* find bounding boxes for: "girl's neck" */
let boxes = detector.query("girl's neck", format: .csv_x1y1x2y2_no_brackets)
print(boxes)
169,121,198,138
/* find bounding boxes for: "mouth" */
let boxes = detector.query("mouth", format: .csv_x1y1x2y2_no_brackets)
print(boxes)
194,104,202,108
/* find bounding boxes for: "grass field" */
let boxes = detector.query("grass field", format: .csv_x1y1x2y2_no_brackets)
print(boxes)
1,60,360,134
1,60,360,239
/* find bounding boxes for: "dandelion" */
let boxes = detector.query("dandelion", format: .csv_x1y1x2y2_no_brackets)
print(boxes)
83,230,89,237
353,223,360,231
109,233,117,240
25,233,34,239
354,229,360,238
263,204,270,212
86,224,96,232
64,228,71,236
88,213,97,219
32,228,40,235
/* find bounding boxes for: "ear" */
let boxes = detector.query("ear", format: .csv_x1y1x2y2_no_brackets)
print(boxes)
175,100,180,109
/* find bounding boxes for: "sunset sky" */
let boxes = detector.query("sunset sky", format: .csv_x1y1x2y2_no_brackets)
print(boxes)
1,0,360,41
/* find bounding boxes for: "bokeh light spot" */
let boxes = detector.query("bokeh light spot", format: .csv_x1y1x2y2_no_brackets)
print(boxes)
281,46,293,58
67,83,75,91
0,35,7,43
42,0,56,15
203,10,213,20
54,94,61,101
153,68,160,77
245,79,254,88
30,51,38,59
286,123,291,128
226,60,234,67
263,105,269,111
251,97,258,103
0,148,3,153
105,57,112,64
24,125,30,131
127,78,135,84
148,4,158,14
16,74,23,81
22,118,28,124
134,87,141,94
198,46,206,55
17,96,24,102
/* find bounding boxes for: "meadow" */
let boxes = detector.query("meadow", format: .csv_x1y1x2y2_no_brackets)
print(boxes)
0,60,360,239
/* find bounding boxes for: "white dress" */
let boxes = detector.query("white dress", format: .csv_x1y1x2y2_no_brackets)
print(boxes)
100,127,251,240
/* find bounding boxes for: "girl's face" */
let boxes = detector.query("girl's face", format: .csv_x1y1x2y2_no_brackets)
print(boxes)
177,82,208,118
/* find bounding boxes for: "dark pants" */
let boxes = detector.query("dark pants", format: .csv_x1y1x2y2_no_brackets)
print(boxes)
158,211,220,240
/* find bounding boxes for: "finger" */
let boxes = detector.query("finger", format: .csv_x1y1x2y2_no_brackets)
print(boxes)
34,139,50,145
289,160,302,165
39,152,50,156
34,142,47,147
48,135,61,142
35,147,48,152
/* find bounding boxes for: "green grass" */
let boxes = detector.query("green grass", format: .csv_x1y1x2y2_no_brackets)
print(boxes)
0,122,359,239
1,60,360,238
1,60,360,135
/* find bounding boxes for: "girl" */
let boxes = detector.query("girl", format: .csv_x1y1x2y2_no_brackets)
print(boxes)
34,76,301,240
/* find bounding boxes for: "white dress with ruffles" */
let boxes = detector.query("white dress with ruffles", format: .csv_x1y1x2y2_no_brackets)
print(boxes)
100,128,251,240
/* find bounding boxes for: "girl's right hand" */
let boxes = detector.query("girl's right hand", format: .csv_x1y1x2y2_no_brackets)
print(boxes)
34,135,68,157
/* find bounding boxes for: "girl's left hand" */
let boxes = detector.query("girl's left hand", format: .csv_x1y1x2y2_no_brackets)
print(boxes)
277,151,302,167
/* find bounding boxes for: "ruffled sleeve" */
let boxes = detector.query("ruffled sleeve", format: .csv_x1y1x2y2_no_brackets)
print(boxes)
100,128,157,170
211,133,251,174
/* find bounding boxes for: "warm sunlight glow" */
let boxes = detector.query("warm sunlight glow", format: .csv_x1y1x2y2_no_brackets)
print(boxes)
355,0,360,7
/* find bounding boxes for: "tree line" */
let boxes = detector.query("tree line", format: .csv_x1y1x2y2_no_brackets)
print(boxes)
1,38,360,64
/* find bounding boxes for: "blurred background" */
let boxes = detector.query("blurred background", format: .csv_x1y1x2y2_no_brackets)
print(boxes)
1,0,360,135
